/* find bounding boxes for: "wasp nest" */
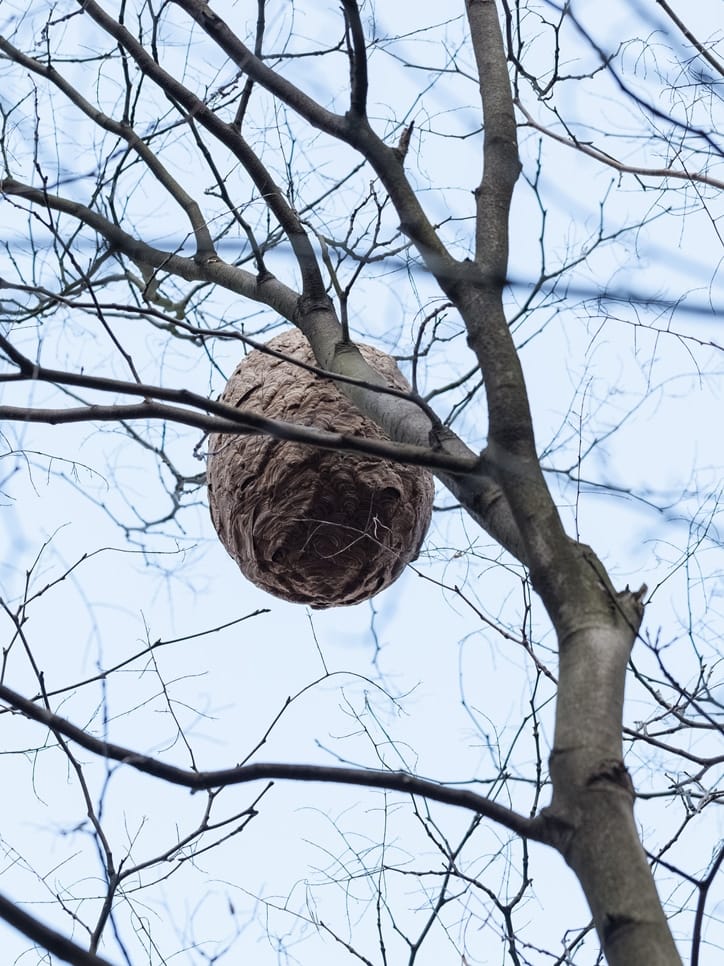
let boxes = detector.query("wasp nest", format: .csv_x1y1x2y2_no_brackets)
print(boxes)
207,329,434,608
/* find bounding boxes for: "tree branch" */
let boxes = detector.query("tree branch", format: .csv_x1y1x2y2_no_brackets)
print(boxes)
0,333,481,473
516,99,724,192
655,0,724,77
342,0,369,116
461,0,578,611
466,0,521,277
75,0,327,299
0,400,482,475
171,0,459,279
0,891,115,966
0,178,299,317
0,35,217,262
0,683,544,844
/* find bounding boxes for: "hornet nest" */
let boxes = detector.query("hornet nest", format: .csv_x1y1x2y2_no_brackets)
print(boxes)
207,329,434,608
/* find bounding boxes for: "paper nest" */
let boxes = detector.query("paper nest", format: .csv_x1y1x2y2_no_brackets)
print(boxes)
207,329,434,608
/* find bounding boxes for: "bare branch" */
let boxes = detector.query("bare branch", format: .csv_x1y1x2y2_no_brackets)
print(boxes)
462,0,574,607
655,0,724,77
0,332,481,473
0,35,217,262
0,400,482,475
516,99,724,192
466,0,521,277
171,0,459,280
0,891,115,966
1,177,299,315
0,682,544,843
342,0,369,116
76,0,328,298
233,0,266,128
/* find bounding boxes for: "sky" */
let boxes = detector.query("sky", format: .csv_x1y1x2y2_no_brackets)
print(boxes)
0,1,723,963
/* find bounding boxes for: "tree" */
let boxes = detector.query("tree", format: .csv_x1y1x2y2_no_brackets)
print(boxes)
0,1,721,964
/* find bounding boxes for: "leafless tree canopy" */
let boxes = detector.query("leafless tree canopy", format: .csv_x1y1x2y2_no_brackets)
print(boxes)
0,2,722,965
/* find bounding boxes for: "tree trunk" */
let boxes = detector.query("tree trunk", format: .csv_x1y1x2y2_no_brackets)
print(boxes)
543,564,682,964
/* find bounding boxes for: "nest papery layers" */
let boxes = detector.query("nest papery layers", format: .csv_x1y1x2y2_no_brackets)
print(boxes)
207,329,434,608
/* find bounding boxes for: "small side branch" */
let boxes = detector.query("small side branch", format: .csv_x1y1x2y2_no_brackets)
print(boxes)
233,0,266,128
516,99,724,192
655,0,724,77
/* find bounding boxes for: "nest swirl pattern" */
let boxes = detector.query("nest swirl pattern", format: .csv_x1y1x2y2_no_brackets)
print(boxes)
207,330,434,607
